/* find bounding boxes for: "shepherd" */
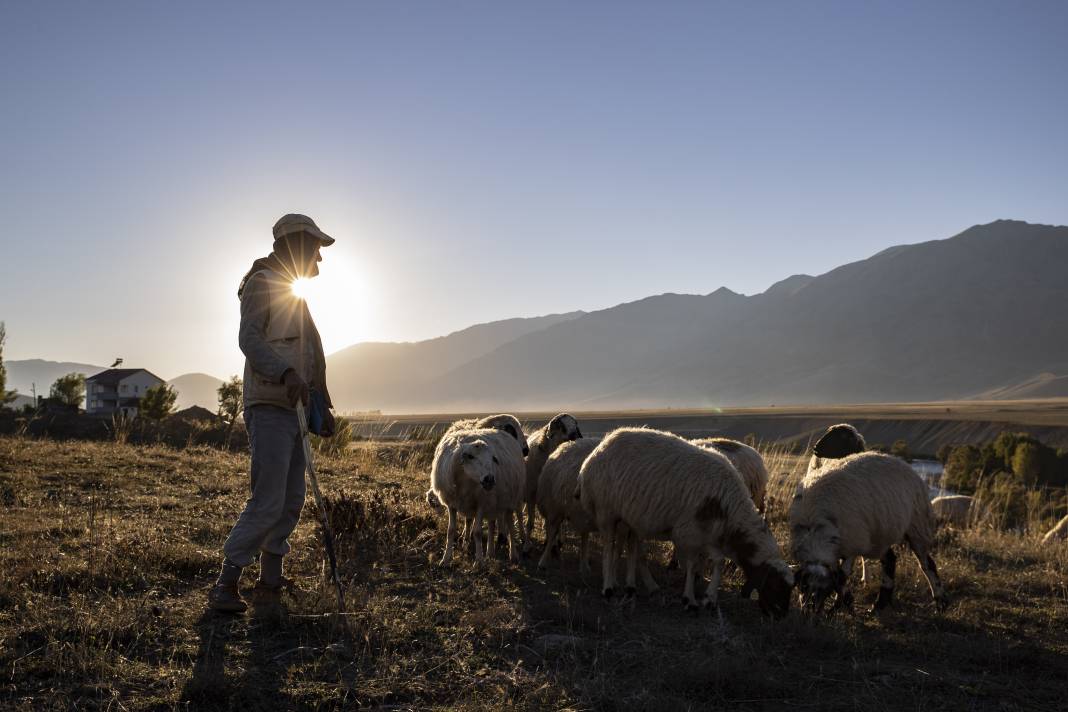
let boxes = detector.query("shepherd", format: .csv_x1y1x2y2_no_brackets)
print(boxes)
208,213,337,613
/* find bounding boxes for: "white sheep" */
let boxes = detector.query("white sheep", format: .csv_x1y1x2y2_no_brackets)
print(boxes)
692,438,769,513
1042,514,1068,544
429,427,528,564
426,413,530,548
577,428,794,618
789,451,949,614
522,413,583,541
931,494,976,528
804,423,869,581
427,433,500,564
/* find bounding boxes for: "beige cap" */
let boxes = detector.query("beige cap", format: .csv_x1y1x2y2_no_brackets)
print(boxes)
272,213,335,246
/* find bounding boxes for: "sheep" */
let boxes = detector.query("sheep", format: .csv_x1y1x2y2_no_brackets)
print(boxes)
692,438,769,513
427,433,501,564
807,423,867,473
429,427,528,564
1042,514,1068,544
931,494,976,528
522,414,583,541
426,413,530,547
577,427,794,618
805,423,869,581
789,451,949,615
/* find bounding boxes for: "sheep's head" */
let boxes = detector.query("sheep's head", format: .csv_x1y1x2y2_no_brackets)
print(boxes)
794,561,847,615
481,415,529,456
750,560,794,619
812,424,866,459
459,440,498,491
547,413,582,445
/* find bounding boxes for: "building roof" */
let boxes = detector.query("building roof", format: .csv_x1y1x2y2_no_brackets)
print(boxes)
85,368,166,386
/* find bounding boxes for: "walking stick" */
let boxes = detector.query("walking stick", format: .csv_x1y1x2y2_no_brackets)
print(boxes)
296,404,348,619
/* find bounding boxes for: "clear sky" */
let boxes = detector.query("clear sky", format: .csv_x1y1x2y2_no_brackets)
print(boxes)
2,1,1066,380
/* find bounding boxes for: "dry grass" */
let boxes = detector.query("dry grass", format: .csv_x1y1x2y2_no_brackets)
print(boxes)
1,434,1066,711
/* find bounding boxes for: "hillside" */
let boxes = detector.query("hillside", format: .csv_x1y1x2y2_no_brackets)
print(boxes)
5,358,106,397
325,220,1068,412
167,373,225,411
326,311,584,412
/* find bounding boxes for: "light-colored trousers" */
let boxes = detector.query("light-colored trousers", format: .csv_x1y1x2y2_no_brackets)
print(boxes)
222,404,307,568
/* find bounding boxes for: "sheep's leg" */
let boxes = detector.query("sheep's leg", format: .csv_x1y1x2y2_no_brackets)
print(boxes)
514,511,533,556
637,540,659,593
472,511,485,561
504,510,521,563
524,498,537,543
537,517,561,570
858,557,867,583
441,507,458,565
600,524,618,598
487,516,497,559
872,548,896,611
624,531,641,596
908,537,949,612
682,555,700,611
833,558,855,613
703,557,723,609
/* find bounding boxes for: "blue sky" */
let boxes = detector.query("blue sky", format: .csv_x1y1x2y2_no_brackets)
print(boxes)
2,1,1066,379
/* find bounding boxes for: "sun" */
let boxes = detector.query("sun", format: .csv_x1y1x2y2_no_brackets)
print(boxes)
291,277,312,299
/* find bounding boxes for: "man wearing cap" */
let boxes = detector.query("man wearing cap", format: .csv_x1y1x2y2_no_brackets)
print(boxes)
208,213,337,613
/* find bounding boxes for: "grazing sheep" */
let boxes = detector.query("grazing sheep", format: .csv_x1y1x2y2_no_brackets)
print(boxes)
577,428,794,618
522,414,583,541
1042,514,1068,544
931,495,976,528
805,423,869,581
790,452,949,614
692,438,769,513
807,423,867,473
429,428,528,564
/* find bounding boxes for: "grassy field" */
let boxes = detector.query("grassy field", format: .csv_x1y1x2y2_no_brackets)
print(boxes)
2,434,1067,710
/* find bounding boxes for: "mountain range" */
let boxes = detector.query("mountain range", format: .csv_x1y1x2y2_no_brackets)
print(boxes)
9,220,1067,414
324,219,1068,412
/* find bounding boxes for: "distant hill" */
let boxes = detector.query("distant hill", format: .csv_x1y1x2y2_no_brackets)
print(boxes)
168,373,225,411
323,220,1068,412
5,359,106,398
326,311,584,412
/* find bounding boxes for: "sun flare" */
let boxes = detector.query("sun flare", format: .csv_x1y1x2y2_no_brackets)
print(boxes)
291,277,312,299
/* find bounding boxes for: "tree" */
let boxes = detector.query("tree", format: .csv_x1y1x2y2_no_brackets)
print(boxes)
217,376,243,444
936,443,954,464
50,372,86,408
1011,442,1041,486
943,444,984,494
0,322,17,406
890,439,911,462
140,383,177,422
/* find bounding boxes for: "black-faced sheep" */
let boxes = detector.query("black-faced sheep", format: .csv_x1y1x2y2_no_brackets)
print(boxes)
789,452,949,614
522,414,583,542
807,423,867,473
577,428,794,618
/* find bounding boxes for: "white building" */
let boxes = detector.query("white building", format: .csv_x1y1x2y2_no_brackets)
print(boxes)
85,368,165,417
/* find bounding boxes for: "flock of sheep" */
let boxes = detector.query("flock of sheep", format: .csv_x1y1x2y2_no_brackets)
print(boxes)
425,415,951,620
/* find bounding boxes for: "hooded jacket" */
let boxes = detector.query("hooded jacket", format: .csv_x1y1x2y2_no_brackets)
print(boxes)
238,264,333,410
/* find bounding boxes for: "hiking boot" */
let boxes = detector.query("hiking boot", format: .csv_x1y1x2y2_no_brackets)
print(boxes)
207,583,247,614
251,581,286,619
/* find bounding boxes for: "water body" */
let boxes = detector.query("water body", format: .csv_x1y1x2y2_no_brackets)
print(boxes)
911,459,958,499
